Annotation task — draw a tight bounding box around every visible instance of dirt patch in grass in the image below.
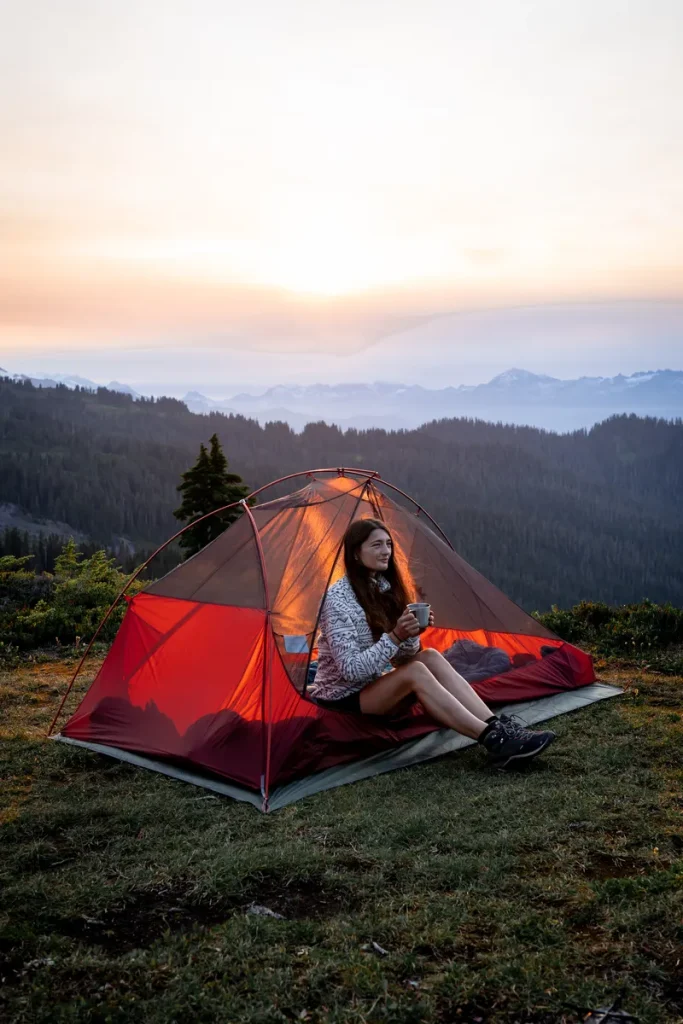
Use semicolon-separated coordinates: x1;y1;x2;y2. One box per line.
582;853;649;880
412;940;459;960
252;869;360;920
565;921;606;943
5;871;360;968
49;887;230;956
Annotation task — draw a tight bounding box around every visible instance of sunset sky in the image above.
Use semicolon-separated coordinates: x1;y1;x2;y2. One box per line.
1;0;682;391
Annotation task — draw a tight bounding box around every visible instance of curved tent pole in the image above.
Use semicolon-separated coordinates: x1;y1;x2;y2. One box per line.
47;497;247;736
301;475;377;699
46;475;329;734
48;466;452;735
366;478;386;523
356;474;454;551
254;470;560;645
239;500;274;812
247;467;455;551
46;474;338;735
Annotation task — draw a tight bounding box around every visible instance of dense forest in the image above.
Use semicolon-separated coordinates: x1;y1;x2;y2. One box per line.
0;377;681;610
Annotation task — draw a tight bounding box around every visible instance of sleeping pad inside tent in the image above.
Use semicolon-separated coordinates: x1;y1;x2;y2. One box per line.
54;470;620;810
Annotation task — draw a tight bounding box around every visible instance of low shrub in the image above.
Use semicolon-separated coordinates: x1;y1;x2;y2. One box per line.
0;540;146;652
534;598;683;672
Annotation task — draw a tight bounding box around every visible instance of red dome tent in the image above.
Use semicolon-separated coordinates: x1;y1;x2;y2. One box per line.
51;469;613;811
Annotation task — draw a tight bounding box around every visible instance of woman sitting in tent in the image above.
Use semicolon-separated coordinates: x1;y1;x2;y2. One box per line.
310;518;556;768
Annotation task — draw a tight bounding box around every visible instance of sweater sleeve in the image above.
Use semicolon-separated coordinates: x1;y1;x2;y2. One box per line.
392;634;421;663
320;593;400;684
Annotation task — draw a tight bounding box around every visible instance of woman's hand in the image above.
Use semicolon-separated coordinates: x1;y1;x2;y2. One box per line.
392;608;421;642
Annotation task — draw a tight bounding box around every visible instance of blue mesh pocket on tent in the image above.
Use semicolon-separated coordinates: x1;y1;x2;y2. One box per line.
284;635;309;654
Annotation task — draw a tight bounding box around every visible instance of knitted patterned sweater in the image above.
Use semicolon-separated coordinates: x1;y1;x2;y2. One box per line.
310;574;421;701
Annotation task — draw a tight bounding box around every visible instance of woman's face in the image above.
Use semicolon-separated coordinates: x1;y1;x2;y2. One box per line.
357;528;392;573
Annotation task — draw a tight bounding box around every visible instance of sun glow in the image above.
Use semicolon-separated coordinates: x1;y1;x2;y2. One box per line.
263;244;381;297
261;234;410;298
83;231;454;298
2;1;682;332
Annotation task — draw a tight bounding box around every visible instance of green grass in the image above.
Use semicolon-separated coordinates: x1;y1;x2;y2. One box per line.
1;661;682;1023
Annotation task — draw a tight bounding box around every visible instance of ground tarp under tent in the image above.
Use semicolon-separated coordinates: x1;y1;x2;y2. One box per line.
54;469;620;810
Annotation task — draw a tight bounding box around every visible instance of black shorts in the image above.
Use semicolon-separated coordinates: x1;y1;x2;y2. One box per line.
314;690;362;714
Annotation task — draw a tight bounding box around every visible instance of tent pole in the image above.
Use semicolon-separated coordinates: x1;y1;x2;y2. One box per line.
357;474;454;550
247;467;455;551
240;500;274;812
47;471;350;735
47;496;246;736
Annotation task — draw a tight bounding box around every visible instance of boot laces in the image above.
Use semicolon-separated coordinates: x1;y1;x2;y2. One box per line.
499;713;534;740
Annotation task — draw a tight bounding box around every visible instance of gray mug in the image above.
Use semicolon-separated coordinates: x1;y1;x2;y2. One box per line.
407;602;431;629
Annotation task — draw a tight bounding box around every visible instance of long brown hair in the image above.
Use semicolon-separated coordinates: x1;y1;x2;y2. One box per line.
343;518;412;639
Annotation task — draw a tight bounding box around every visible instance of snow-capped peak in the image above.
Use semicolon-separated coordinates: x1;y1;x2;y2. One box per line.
487;368;559;387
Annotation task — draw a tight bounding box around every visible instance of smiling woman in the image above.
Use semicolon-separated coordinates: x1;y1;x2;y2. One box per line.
309;514;557;764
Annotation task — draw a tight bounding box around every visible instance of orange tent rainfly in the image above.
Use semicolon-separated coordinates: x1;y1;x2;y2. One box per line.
51;469;620;810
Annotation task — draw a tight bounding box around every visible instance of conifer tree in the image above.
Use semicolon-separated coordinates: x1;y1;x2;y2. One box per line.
173;434;250;557
54;537;83;577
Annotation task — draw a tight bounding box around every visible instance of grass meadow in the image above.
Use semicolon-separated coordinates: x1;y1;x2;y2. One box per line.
1;659;682;1023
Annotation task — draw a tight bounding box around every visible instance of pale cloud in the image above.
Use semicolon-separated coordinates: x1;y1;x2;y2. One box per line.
0;0;682;359
5;300;682;396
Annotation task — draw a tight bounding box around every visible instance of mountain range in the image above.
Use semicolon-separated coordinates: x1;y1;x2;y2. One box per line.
0;369;141;398
3;367;682;432
1;375;681;609
185;368;683;431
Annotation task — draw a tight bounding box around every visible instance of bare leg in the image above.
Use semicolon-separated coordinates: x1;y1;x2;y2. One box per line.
359;661;487;740
413;648;494;723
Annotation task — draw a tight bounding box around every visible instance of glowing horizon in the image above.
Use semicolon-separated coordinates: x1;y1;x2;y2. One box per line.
1;0;682;356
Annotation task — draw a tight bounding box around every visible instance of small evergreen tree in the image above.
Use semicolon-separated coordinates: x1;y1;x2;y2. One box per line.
173;434;250;558
54;537;83;577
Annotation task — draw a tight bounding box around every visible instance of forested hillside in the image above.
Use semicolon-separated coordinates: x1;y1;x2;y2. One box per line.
1;377;681;610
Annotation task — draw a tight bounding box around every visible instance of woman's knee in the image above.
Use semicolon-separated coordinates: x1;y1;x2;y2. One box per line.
420;647;468;677
417;647;446;667
409;662;440;694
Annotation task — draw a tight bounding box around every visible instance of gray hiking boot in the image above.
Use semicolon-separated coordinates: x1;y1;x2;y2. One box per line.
479;713;556;768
